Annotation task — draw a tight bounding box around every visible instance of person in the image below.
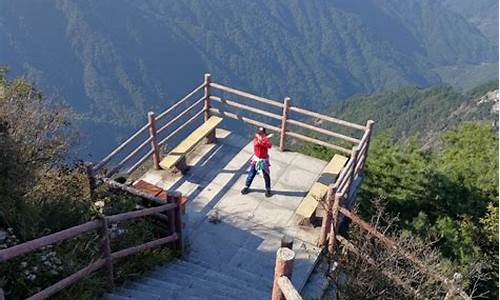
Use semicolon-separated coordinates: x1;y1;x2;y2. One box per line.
241;127;272;197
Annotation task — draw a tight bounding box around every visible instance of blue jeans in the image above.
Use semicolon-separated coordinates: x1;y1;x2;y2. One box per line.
245;164;271;191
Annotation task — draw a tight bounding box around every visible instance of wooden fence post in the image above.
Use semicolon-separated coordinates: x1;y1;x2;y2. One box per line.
328;193;343;256
147;112;161;170
271;247;295;300
167;191;183;254
173;195;184;254
279;97;291;152
204;73;211;122
359;120;374;176
85;162;96;201
99;217;114;290
346;146;359;194
319;186;336;247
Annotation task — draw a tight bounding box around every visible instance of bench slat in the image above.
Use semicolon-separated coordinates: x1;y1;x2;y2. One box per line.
295;154;348;222
159;116;223;170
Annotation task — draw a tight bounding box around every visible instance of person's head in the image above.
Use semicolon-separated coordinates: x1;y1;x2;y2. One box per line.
257;127;267;136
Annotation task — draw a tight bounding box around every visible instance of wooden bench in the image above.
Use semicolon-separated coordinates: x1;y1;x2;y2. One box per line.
159;116;223;172
295;154;349;225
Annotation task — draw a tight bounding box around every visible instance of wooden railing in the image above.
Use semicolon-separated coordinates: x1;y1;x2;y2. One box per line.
207;78;368;155
91;81;207;177
271;246;303;300
91;73;372;182
0;193;183;300
317;187;473;299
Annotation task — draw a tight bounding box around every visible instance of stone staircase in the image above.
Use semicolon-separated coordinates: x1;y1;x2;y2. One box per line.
103;258;271;300
103;130;328;300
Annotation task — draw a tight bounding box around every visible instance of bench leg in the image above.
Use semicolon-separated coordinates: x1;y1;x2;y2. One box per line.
205;129;216;144
174;157;189;174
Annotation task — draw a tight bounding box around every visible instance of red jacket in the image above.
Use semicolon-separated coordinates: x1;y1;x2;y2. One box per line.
253;134;272;158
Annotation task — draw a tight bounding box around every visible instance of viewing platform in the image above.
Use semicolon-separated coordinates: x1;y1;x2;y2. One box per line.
85;74;374;299
136;127;326;289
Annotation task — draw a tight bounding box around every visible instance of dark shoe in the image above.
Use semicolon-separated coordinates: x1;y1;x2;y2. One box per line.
241;187;250;195
265;190;272;198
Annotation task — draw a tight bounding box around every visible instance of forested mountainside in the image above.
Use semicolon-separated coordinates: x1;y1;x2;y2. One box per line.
441;0;498;46
328;81;499;144
300;83;499;299
0;0;497;157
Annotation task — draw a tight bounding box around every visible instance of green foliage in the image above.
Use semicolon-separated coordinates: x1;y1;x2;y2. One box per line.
0;74;172;299
355;123;498;297
330;83;498;144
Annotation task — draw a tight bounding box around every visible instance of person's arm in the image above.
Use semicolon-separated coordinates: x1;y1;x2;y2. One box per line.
260;135;272;149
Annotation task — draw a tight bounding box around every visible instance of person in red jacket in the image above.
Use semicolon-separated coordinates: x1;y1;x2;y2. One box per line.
241;127;272;197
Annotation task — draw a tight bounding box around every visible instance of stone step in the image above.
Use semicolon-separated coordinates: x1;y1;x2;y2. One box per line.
166;260;269;294
103;293;137;300
155;264;269;298
113;287;160;300
128;281;203;300
149;269;264;300
186;255;273;289
136;276;234;300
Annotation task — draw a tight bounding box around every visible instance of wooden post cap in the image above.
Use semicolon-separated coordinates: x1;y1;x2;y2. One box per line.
277;247;295;262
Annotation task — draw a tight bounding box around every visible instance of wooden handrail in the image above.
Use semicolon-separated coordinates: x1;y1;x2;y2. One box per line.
94;81;206;176
107;136;153;176
101;178;166;205
110;233;178;260
106;203;176;224
1;202;181;300
286;131;351;154
289;106;366;131
158;109;205;146
209;107;282;133
0;204;175;262
155;82;205;121
277;277;302;300
210;95;282;120
338;207;472;300
127;148;154;175
94;79;369;181
287;118;361;144
0;220;101;262
336;235;422;298
93;123;149;172
210;82;284;108
157;96;205;134
26;258;107;300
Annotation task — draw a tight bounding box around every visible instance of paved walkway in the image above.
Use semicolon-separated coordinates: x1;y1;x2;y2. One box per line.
127;128;327;298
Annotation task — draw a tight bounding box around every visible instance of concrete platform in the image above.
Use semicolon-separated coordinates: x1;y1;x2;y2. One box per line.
136;128;328;293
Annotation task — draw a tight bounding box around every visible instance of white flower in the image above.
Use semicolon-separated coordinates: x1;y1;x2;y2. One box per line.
27;274;37;281
94;201;105;208
20;261;28;268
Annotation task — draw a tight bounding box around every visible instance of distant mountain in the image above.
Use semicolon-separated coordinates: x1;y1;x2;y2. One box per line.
329;80;499;144
441;0;498;46
0;0;497;157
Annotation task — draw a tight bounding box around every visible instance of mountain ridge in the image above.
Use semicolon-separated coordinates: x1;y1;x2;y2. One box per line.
1;0;497;157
